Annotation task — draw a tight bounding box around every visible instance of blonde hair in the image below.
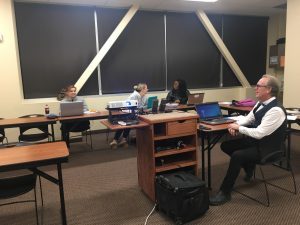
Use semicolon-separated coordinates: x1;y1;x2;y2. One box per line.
133;83;147;92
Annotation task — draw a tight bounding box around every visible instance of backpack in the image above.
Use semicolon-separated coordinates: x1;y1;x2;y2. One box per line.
232;99;256;107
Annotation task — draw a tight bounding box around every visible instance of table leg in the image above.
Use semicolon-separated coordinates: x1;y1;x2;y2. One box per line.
201;134;205;181
207;135;212;189
51;124;55;142
57;163;67;225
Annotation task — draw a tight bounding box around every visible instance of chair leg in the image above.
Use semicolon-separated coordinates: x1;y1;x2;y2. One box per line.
234;166;270;207
265;161;297;195
89;129;93;150
259;166;270;207
106;130;110;143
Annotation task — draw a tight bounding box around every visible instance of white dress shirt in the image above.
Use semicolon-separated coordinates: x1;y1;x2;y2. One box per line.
237;97;286;139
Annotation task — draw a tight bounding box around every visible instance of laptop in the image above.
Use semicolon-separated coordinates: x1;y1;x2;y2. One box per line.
159;99;168;112
187;93;205;106
147;96;158;109
195;102;235;125
60;101;84;117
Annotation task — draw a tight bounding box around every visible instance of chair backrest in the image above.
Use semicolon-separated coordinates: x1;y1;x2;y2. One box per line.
18;114;50;142
0;173;37;199
0;118;7;143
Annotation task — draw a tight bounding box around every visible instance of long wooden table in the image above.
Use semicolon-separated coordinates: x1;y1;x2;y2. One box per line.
0;116;57;141
0;141;69;225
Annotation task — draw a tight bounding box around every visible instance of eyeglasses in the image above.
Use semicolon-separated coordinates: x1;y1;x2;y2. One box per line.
255;84;269;88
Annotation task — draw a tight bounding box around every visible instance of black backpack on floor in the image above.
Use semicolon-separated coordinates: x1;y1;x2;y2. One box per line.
155;171;209;225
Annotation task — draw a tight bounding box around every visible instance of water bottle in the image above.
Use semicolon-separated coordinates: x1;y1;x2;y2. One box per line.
44;104;50;115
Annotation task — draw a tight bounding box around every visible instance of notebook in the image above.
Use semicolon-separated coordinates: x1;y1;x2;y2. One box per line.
195;102;235;125
147;96;158;109
60;101;84;117
187;93;205;105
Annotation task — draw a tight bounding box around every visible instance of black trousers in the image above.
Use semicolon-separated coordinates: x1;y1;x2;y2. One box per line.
114;129;130;140
220;137;260;193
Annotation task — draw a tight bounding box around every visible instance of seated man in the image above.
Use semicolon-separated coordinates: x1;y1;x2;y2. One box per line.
210;74;287;206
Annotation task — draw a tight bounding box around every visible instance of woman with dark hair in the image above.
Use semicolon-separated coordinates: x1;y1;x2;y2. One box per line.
166;79;190;104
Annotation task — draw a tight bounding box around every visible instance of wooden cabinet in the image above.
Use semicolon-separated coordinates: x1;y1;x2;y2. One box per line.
136;112;199;201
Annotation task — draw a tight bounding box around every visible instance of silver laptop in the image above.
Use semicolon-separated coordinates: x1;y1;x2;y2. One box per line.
195;102;235;125
187;93;205;105
60;101;84;117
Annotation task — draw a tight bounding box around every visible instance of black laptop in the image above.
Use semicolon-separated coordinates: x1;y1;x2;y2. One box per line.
195;102;235;125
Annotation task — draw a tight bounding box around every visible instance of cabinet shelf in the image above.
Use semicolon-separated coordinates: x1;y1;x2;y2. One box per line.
154;132;196;140
155;160;197;173
155;146;196;157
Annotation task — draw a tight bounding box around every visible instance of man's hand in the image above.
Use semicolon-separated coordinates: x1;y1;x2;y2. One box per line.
227;123;240;136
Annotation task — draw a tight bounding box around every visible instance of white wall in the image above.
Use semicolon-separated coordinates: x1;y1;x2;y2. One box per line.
0;0;286;142
284;0;300;108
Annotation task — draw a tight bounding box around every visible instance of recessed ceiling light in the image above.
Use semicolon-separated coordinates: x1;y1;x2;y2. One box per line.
184;0;218;2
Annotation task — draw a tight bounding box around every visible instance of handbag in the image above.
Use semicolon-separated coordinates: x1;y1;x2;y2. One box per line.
232;99;256;107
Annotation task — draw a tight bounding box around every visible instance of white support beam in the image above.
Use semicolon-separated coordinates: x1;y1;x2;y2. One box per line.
75;4;139;92
196;10;251;88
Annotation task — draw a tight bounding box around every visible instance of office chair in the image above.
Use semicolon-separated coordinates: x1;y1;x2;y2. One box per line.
0;173;42;225
18;114;52;143
0;118;8;144
235;142;297;207
63;121;93;149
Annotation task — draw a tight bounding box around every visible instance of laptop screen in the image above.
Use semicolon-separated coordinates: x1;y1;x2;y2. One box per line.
147;96;158;109
60;101;84;117
195;102;222;120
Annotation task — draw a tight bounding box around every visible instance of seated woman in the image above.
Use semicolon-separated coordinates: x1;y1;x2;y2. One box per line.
166;79;190;104
110;83;148;149
58;85;90;146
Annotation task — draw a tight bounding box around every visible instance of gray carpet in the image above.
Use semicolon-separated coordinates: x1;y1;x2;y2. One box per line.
1;132;300;225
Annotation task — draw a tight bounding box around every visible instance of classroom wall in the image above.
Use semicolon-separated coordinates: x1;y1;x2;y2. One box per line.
266;12;286;89
0;0;289;142
284;0;300;107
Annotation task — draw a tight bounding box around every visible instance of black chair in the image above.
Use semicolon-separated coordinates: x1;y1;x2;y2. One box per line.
0;118;8;144
18;114;52;143
235;143;297;207
63;121;93;149
0;173;41;225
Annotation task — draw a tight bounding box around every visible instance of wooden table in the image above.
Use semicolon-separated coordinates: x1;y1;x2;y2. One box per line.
0;142;69;225
0;116;57;141
100;119;149;130
219;104;253;115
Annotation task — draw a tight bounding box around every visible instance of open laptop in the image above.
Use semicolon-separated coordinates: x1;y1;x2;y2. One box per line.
159;99;167;112
147;96;158;109
195;102;235;125
187;93;205;106
60;101;84;117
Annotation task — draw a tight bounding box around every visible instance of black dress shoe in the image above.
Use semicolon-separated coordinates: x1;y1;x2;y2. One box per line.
209;191;231;206
243;174;253;183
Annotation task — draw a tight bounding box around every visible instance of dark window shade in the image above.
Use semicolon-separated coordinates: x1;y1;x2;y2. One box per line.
98;9;166;94
166;12;221;90
15;3;98;98
222;15;268;86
